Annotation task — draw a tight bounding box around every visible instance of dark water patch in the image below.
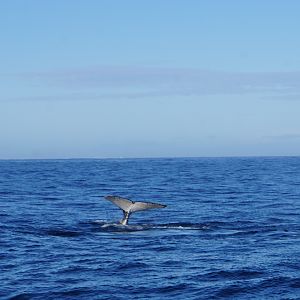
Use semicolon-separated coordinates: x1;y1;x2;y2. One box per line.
51;288;94;298
54;265;94;275
229;226;279;237
148;245;177;252
290;279;300;288
118;261;148;271
43;185;57;190
6;224;42;237
9;293;36;300
41;196;60;201
214;284;250;298
0;190;14;196
277;261;300;271
255;276;293;291
45;229;82;237
156;283;191;294
160;259;184;267
189;269;265;283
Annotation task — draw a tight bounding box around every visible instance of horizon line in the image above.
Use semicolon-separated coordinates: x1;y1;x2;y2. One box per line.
0;154;299;161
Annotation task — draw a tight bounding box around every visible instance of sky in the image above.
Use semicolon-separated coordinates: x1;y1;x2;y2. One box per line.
1;0;300;159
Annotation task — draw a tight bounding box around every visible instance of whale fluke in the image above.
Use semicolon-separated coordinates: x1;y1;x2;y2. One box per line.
104;195;166;225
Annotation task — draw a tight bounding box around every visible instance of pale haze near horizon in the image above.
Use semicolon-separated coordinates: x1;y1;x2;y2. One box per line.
1;1;300;159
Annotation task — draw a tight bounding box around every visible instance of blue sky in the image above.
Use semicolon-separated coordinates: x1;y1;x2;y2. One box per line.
1;1;300;158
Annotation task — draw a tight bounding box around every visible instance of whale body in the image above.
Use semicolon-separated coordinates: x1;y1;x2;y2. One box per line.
104;195;167;225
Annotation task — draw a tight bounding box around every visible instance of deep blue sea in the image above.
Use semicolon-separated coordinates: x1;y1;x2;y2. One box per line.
1;157;300;299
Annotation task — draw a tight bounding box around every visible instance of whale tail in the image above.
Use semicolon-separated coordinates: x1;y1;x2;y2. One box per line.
104;195;167;225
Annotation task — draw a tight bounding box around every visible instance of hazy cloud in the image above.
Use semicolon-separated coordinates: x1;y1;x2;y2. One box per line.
13;66;300;100
264;94;300;101
264;134;300;140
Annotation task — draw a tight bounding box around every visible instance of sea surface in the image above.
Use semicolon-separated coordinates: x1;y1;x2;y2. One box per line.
1;157;300;299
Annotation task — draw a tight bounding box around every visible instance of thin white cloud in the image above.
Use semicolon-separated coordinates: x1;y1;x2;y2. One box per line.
9;66;300;100
264;94;300;101
264;134;300;140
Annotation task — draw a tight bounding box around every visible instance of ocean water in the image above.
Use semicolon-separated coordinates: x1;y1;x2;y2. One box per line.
1;157;300;300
